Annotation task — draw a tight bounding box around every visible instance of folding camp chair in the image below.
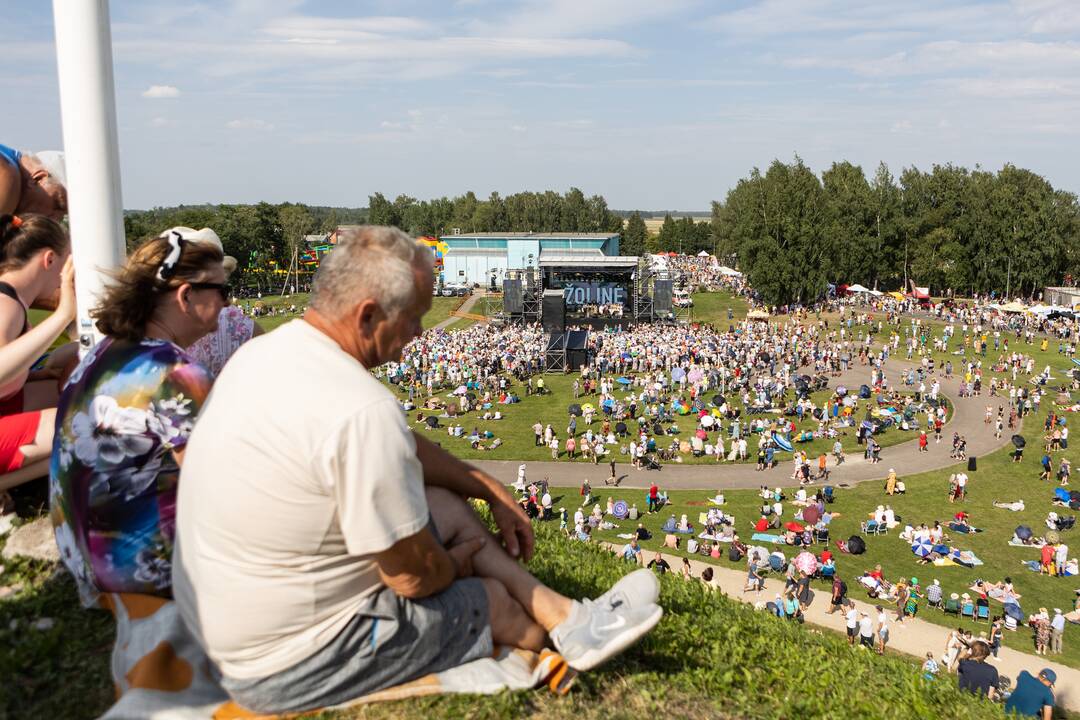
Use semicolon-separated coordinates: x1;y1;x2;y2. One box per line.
943;598;961;615
976;605;990;623
961;602;975;619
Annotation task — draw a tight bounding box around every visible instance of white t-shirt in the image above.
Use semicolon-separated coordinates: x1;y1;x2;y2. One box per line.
174;320;429;680
846;607;858;629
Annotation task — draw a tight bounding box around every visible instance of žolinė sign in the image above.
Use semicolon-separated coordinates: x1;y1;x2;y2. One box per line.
563;282;627;306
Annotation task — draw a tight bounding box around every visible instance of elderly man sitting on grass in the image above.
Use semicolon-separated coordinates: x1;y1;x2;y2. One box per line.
174;227;663;716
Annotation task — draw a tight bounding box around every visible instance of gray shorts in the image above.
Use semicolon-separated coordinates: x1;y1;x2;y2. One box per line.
221;553;492;713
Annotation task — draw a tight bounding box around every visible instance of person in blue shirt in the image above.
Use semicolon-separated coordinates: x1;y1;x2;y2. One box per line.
1004;668;1055;719
0;144;66;220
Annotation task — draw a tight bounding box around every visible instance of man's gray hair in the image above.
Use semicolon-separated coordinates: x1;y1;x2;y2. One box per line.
310;225;432;318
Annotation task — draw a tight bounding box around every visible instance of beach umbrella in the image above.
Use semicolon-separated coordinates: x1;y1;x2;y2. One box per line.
1011;435;1026;449
453;385;467;395
793;551;818;574
677;404;691;415
672;367;687;382
802;506;821;524
602;398;615;409
1047;530;1061;545
582;403;596;414
911;538;934;558
701;415;715;429
785;521;805;532
1015;525;1033;541
568;404;582;416
688;368;705;383
612;500;629;519
615;421;628;435
617;377;632;385
621;353;632;361
652;422;664;435
696;428;708;440
712;394;725;406
836;385;847;396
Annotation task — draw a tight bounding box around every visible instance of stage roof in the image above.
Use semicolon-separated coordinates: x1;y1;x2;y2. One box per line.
538;254;640;269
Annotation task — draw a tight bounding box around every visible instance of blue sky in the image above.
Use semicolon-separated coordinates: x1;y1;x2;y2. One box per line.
4;0;1079;210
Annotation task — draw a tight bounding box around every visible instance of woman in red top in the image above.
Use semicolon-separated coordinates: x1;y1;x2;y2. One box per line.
0;214;75;492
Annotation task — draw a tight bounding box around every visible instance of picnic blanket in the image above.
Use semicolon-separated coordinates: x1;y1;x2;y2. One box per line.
697;532;734;543
932;551;983;567
100;593;574;719
1008;538;1047;548
616;533;637;540
969;584;1023;602
751;532;786;545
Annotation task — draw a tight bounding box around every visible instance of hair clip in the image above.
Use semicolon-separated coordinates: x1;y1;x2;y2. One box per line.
10;216;22;228
157;230;185;281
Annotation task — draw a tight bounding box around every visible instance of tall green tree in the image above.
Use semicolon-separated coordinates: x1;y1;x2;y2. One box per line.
623;211;648;257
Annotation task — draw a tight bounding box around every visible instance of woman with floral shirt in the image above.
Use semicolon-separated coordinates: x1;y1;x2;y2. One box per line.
50;227;226;605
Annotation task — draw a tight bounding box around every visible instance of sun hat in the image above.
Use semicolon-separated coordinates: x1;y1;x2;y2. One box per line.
933;579;940;586
158;226;237;271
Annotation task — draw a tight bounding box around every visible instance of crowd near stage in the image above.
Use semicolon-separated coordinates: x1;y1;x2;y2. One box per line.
501;252;677;371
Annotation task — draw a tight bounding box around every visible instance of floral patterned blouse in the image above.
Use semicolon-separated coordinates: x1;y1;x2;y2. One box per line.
49;338;213;606
187;305;255;378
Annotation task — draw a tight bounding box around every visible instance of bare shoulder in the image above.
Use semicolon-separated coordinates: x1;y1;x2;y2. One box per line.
0;292;25;345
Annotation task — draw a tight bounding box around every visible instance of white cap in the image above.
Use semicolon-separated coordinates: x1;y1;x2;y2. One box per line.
34;150;66;186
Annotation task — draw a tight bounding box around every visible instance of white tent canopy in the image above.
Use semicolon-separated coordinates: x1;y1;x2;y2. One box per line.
847;283;871;293
697;250;711;257
718;266;742;277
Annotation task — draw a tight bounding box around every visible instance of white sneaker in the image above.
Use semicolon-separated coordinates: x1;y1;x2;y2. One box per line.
550;600;663;671
591;569;660;611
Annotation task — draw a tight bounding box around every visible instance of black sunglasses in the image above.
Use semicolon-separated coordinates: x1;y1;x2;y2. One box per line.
188;282;231;301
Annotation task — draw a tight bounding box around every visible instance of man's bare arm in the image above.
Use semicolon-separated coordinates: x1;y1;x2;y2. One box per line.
374;527;485;599
412;432;534;560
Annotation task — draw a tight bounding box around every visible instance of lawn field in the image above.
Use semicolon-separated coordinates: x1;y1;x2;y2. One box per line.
0;506;1016;720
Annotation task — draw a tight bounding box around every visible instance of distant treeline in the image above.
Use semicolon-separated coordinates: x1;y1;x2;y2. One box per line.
124;160;1080;303
712;158;1080;306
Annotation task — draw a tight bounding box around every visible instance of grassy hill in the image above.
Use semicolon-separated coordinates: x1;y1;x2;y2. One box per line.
0;513;1011;719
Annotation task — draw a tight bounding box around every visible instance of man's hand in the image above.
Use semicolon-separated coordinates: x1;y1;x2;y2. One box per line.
446;535;485;578
488;484;534;562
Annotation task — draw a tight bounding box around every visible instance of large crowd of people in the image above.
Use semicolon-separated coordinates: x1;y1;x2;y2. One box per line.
0;142;1076;715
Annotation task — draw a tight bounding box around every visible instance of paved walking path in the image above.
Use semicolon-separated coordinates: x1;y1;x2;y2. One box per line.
605;542;1080;711
474;356;1022;490
432;291;485;330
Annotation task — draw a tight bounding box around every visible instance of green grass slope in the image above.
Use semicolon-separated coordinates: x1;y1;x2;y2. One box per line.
0;517;1011;719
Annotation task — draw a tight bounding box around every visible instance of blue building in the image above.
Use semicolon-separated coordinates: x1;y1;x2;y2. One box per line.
438;232;620;285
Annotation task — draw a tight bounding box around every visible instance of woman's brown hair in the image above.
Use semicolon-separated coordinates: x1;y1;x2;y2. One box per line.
0;214;69;273
92;235;223;341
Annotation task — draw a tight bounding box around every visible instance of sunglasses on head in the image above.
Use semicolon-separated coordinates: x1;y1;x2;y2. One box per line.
188;282;231;301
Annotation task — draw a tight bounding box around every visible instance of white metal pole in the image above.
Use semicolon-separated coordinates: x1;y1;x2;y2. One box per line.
52;0;127;352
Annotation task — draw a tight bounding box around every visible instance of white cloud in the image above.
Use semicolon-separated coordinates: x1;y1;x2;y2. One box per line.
469;0;693;38
890;119;913;133
150;116;169;127
142;84;180;98
225;118;274;131
511;124;527;132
